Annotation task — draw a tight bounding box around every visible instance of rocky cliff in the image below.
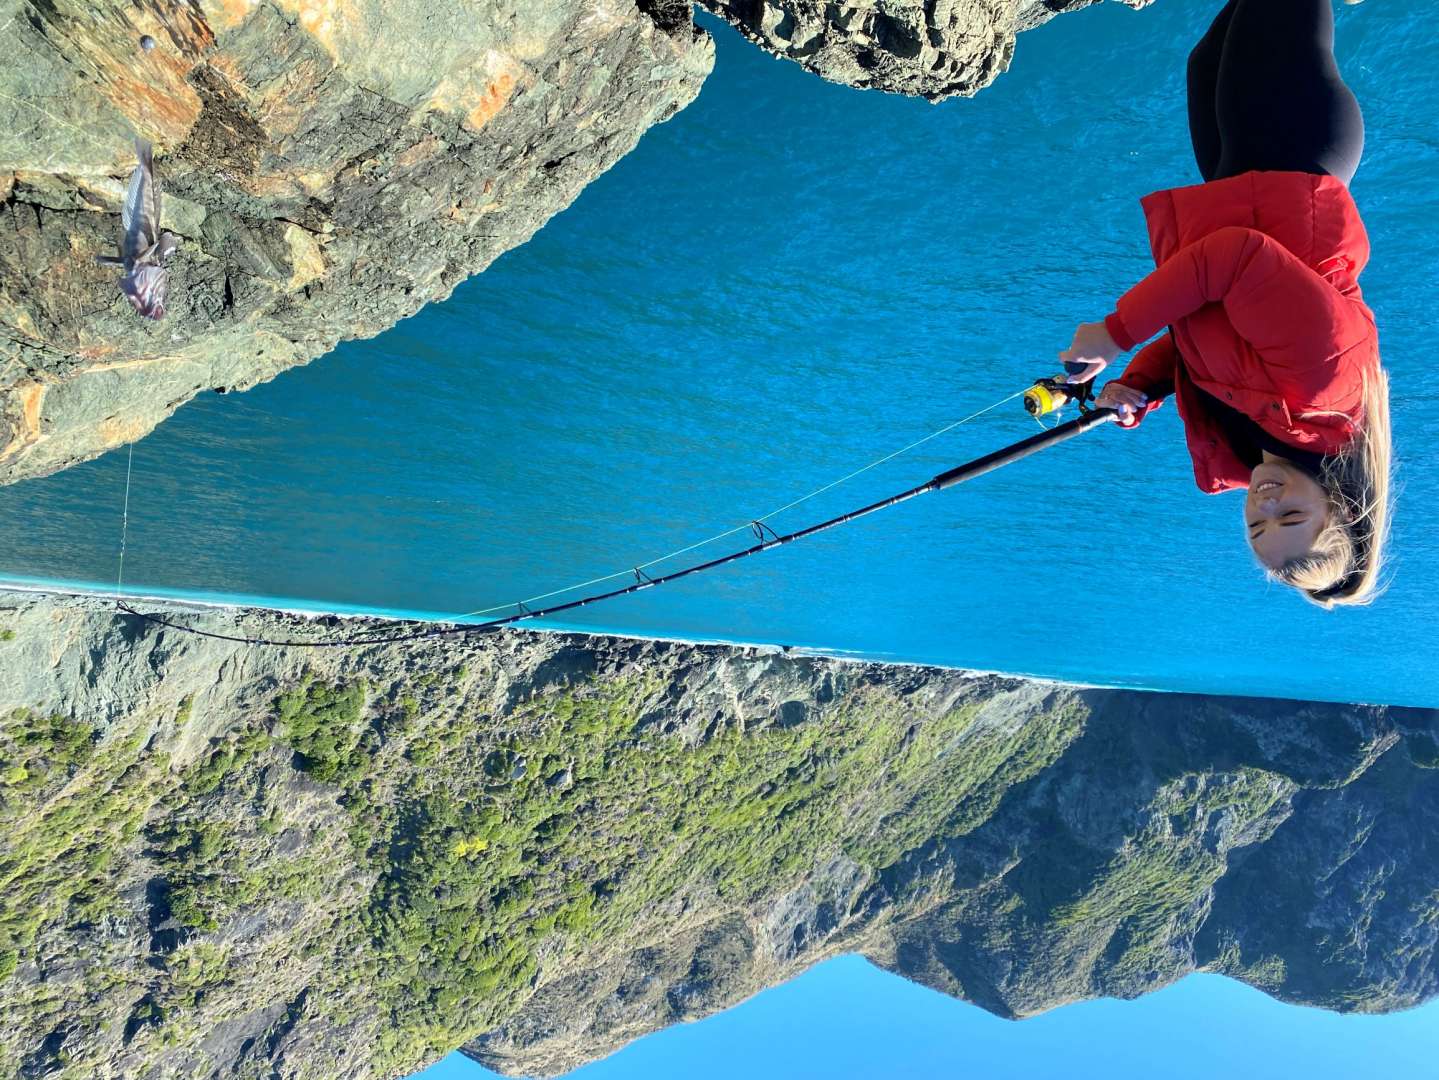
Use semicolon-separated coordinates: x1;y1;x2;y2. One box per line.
1;0;1145;487
0;0;712;484
1;589;1435;1079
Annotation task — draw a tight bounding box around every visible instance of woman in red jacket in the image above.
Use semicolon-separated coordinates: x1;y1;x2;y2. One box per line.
1059;0;1392;608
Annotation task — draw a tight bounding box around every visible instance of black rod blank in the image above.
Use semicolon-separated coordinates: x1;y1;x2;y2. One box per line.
116;407;1116;649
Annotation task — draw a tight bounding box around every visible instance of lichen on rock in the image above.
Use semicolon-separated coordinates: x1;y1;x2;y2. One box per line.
0;0;1156;488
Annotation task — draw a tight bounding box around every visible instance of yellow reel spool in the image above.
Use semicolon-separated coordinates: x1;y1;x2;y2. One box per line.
1023;381;1064;417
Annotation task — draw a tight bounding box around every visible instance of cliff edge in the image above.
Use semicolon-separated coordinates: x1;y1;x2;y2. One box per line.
0;0;712;484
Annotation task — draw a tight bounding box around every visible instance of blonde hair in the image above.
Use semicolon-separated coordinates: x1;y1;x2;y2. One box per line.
1268;368;1393;608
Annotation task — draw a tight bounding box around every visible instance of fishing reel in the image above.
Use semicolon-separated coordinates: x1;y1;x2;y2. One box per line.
1023;364;1095;417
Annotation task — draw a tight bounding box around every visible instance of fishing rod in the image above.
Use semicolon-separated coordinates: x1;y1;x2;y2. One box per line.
115;385;1115;649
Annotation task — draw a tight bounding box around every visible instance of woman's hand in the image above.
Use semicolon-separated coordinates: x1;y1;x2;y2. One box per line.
1095;381;1148;425
1059;321;1122;385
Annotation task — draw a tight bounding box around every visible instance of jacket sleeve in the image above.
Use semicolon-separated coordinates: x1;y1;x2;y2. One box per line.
1102;226;1372;369
1111;333;1176;428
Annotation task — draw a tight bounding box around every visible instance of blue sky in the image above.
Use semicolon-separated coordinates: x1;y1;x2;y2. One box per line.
411;955;1439;1079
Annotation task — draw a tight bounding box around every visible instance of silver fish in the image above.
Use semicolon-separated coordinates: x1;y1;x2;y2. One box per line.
98;138;179;320
120;264;170;321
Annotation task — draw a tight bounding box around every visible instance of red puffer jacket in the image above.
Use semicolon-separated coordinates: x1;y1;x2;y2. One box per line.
1104;170;1379;493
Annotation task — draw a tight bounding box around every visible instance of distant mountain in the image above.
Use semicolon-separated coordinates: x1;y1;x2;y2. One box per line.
1;590;1434;1079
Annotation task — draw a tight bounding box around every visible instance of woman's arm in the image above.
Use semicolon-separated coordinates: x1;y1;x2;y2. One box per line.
1103;226;1368;361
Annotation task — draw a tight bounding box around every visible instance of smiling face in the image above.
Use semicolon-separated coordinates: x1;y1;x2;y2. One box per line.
1245;460;1330;569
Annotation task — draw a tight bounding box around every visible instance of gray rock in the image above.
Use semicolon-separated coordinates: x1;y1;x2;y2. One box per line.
0;0;1150;487
701;0;1154;102
0;0;711;484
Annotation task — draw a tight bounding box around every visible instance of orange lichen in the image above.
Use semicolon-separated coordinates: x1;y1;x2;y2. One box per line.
271;0;362;63
209;0;263;33
144;3;218;56
0;383;47;463
465;73;516;133
394;136;442;170
31;1;219;146
72;345;120;363
98;69;204;142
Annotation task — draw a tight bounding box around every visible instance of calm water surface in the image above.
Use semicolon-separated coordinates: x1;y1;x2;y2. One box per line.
4;3;1435;705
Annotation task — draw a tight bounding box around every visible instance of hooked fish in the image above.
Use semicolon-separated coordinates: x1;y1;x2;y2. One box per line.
97;139;179;320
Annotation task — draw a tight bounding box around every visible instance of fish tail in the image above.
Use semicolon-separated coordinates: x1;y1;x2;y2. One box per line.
134;137;153;172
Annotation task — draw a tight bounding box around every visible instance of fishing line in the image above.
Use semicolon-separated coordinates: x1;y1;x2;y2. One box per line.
116;443;134;597
459;389;1027;618
111;390;1112;649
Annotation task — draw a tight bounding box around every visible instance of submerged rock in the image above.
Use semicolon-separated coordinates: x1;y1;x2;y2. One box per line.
700;0;1155;102
0;589;1434;1079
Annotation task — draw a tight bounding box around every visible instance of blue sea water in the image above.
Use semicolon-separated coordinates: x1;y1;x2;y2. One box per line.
3;2;1436;707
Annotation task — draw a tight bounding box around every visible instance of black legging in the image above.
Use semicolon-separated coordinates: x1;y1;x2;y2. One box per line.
1187;0;1364;185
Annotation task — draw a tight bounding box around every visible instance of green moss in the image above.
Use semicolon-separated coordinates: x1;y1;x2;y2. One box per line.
317;670;1092;1077
0;628;15;641
148;822;227;930
407;736;439;766
168;941;232;997
184;727;271;796
1050;768;1294;981
1;708;97;789
275;680;371;784
167;890;218;932
0;658;1105;1077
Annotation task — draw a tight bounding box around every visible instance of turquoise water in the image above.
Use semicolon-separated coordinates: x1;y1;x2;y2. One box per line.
4;2;1436;706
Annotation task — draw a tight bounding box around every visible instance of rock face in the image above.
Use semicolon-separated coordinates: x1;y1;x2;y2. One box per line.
699;0;1152;101
0;589;1435;1079
0;0;1151;488
0;0;712;484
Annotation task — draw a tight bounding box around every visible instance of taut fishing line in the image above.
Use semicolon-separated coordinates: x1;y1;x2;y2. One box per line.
457;389;1027;619
111;387;1111;649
